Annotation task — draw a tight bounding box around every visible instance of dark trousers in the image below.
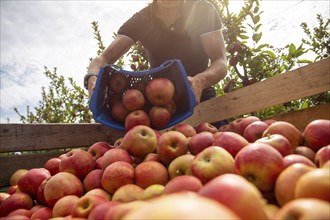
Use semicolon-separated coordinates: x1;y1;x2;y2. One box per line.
200;87;229;128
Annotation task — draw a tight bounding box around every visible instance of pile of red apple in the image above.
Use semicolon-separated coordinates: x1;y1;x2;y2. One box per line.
1;117;329;220
108;74;178;131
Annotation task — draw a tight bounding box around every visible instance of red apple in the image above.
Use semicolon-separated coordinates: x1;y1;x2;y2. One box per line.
163;175;203;194
141;184;165;200
275;163;315;206
125;109;151;131
145;78;175;106
44;158;61;176
149;106;171;129
143;153;162;163
108;73;129;94
87;141;112;161
255;134;293;157
7;185;19;194
83;169;103;192
315;145;330;167
122;89;145;111
36;178;49;206
167;154;194;179
230;116;261;136
283;154;316;169
294;168;330;202
303;119;330;152
113;137;124;148
101;161;135;194
263;121;304;149
17;168;51;199
213;131;249;158
30;207;52;220
164;99;177;116
263;119;277;126
234;142;284;193
0;192;10;206
172;123;196;138
156;131;188;165
87;201;121;220
294;146;316;162
123;192;240;220
52;195;80;218
111;184;144;203
274;198;330;220
9;169;28;187
99;148;132;170
0;192;33;217
111;101;130;123
108;93;122;108
218;124;231;132
135;161;169;189
104;200;147;220
188;131;215;155
194;122;218;134
6;209;32;218
198;173;269;220
191;146;234;184
59;149;95;180
243;121;269;142
44;172;84;207
120;125;158;159
71;194;108;218
84;188;111;201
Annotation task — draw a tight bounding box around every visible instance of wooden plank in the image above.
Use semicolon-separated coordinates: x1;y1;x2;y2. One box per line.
267;103;330;132
184;58;330;126
0;123;125;153
0;151;68;187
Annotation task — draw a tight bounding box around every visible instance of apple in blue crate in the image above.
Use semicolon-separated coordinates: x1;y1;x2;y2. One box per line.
125;109;151;131
122;89;146;111
146;78;175;106
111;101;130;123
120;125;158;158
165;99;177;116
108;73;129;94
149;106;171;129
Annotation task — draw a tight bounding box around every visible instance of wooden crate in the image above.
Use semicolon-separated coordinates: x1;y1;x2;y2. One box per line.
0;58;329;188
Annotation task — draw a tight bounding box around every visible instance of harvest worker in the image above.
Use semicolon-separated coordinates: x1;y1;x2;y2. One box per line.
84;0;228;127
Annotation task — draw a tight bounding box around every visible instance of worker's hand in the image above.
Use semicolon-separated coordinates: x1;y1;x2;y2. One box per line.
88;76;97;99
187;76;202;105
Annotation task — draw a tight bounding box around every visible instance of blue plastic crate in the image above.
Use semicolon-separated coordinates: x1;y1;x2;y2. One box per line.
89;60;196;131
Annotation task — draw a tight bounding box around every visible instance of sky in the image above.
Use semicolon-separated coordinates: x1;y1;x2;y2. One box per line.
1;0;329;123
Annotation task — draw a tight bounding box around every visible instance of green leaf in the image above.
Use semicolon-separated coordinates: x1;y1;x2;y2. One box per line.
289;44;296;55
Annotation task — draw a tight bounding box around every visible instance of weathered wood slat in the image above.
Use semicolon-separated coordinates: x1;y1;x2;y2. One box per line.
0;123;125;153
267;103;330;132
184;58;330;126
0;151;68;187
